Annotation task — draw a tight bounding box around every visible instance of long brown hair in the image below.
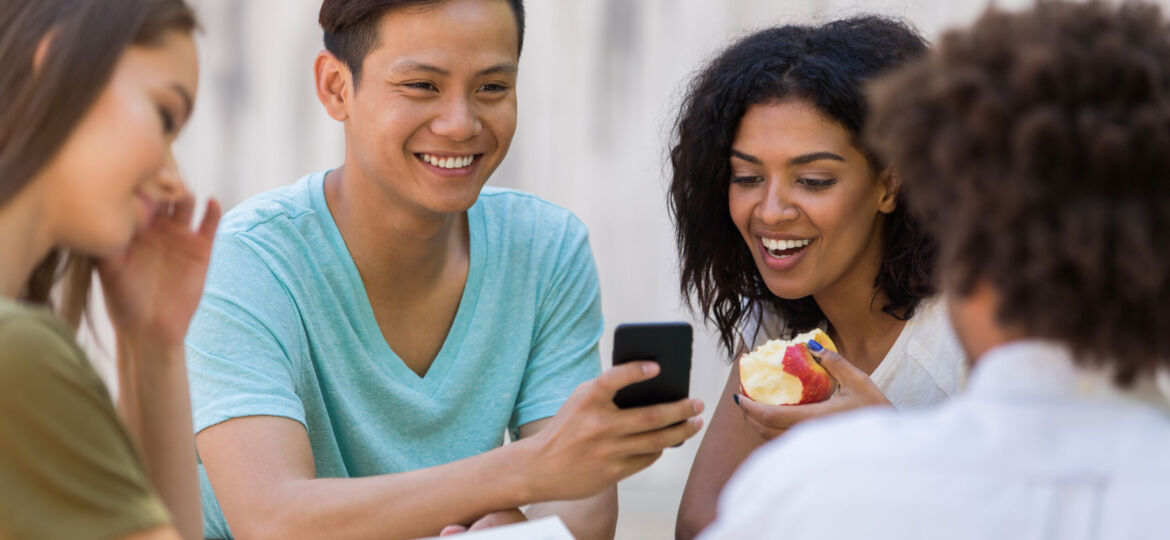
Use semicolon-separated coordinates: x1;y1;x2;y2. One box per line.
0;0;196;330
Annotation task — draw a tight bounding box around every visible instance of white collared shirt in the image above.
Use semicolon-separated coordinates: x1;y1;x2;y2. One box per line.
700;340;1170;540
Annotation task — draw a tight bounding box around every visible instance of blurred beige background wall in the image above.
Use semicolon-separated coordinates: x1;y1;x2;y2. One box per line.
82;1;1167;538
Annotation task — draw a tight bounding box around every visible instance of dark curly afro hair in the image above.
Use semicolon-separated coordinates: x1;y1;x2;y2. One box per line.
669;17;933;355
868;0;1170;385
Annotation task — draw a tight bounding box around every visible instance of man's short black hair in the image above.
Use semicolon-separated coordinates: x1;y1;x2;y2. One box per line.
319;0;525;87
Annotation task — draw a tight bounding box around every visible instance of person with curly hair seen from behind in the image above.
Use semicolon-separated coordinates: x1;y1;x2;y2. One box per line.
700;1;1170;538
672;18;968;537
0;1;216;539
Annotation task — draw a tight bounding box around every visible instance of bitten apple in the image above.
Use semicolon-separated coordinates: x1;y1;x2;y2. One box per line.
739;329;838;406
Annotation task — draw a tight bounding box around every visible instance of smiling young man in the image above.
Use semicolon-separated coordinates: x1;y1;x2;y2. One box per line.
183;1;704;539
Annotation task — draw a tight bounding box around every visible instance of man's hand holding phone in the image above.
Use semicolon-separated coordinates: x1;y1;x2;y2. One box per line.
517;358;704;502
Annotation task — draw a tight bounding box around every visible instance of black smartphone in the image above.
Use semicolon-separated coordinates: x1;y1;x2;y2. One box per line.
611;322;693;409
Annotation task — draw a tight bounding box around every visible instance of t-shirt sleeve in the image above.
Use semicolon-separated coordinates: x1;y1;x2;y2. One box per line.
0;314;170;539
186;232;307;433
510;215;604;432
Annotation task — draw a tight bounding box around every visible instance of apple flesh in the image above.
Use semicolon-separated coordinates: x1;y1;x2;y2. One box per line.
739;328;837;406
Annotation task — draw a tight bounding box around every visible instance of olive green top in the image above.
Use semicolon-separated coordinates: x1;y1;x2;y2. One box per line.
0;298;170;539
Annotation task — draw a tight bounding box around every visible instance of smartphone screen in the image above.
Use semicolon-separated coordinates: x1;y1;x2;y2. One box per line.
611;322;693;409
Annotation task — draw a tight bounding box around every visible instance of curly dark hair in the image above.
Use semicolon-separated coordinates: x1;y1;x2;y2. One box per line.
669;17;934;355
868;0;1170;384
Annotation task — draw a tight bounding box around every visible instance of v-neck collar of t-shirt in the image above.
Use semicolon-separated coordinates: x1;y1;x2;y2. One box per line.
867;311;916;387
307;171;486;393
868;296;943;388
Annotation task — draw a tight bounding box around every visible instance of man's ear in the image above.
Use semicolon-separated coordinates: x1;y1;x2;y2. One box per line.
314;50;351;122
876;167;900;214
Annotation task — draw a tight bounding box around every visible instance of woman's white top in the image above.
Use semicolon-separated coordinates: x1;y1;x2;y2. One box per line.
740;296;968;408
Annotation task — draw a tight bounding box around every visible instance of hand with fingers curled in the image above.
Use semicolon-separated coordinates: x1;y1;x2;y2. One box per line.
518;361;705;502
735;337;892;440
98;187;222;348
439;508;527;536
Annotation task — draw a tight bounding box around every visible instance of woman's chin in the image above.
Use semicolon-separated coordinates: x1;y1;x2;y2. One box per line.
62;228;135;259
768;290;811;301
760;277;813;301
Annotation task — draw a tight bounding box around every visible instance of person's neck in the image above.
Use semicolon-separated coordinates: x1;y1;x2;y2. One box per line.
324;166;466;297
0;187;55;299
813;258;907;374
945;282;1028;366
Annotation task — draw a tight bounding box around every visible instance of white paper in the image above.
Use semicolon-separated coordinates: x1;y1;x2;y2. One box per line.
416;516;576;540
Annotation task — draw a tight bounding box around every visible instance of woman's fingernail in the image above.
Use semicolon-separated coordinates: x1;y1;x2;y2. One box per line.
807;339;824;352
732;394;740;406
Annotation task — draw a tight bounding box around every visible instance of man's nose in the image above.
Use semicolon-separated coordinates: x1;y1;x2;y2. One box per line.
430;96;482;142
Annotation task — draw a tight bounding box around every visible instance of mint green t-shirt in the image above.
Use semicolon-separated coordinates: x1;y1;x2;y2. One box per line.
186;171;603;538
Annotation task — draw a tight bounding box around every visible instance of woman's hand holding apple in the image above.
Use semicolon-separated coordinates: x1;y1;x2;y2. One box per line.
735;345;892;440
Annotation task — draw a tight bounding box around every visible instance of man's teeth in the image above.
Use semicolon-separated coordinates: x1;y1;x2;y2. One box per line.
420;154;475;169
761;237;812;251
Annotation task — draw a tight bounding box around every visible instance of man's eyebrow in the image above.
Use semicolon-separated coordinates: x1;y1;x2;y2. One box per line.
475;63;517;77
393;61;449;76
731;149;761;164
390;61;518;78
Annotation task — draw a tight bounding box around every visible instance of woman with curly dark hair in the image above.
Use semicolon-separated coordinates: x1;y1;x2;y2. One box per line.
701;2;1170;538
672;17;967;536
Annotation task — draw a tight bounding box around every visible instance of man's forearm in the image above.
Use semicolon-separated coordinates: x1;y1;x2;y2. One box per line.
221;439;543;540
527;486;618;540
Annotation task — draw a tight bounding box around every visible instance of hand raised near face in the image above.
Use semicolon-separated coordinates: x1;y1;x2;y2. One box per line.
99;187;221;348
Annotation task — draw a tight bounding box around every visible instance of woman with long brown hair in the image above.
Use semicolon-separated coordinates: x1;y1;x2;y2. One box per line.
0;1;217;538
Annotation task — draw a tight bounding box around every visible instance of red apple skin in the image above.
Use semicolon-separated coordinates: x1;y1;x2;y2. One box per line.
739;330;838;405
779;343;835;404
